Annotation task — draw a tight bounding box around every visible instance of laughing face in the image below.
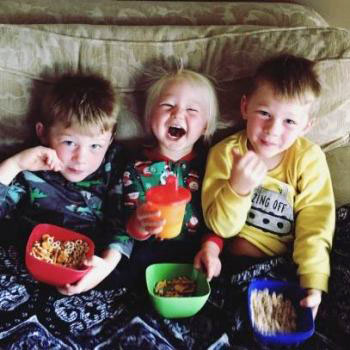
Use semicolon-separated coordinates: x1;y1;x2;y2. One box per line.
150;79;209;161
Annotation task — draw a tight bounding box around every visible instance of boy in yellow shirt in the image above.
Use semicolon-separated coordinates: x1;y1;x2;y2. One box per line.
202;54;335;319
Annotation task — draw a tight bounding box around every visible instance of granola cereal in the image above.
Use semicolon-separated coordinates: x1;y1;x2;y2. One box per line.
250;288;297;334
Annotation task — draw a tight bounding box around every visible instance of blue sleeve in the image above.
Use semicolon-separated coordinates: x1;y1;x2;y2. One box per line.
102;143;134;258
105;176;134;258
0;177;27;219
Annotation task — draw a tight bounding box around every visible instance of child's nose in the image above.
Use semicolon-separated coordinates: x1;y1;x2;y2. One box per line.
171;106;185;119
266;120;281;135
73;146;87;162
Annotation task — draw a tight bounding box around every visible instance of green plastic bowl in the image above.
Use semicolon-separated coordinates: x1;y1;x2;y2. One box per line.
146;263;210;318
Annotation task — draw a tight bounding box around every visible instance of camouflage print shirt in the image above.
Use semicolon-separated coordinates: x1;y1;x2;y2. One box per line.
0;141;125;253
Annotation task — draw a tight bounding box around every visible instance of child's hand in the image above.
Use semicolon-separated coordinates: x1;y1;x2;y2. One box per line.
57;250;121;295
299;288;322;320
57;255;109;295
229;149;267;196
193;241;221;281
13;146;63;173
0;146;63;186
128;203;165;240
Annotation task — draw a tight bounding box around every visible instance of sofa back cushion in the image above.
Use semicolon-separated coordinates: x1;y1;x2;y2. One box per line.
0;2;349;160
0;1;329;26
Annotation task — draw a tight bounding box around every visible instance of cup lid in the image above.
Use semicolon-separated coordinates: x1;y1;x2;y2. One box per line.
146;175;191;205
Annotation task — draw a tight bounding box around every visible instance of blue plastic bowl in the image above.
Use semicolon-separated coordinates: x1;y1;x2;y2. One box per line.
248;279;314;346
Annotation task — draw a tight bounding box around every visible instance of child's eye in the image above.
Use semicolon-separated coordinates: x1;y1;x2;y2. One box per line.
160;103;173;108
63;140;75;147
286;119;297;125
258;110;270;118
91;144;102;150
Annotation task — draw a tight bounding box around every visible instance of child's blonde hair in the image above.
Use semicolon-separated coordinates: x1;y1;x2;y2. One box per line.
248;54;321;103
144;67;219;142
41;73;119;135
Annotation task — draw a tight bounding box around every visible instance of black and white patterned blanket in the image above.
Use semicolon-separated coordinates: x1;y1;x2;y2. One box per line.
1;204;350;350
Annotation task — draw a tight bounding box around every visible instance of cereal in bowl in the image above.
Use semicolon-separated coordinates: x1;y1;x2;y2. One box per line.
154;276;196;297
30;234;89;269
250;288;297;334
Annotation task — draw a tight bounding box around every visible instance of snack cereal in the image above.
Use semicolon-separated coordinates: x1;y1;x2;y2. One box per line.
30;234;89;269
154;276;196;297
250;288;297;334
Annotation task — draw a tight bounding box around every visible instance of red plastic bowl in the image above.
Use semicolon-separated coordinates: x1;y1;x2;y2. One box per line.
25;223;95;286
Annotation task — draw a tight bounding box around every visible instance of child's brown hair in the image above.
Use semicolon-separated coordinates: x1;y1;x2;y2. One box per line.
41;73;119;134
247;54;321;103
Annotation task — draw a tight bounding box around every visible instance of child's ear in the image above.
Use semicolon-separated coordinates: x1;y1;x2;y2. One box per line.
35;122;47;144
240;95;248;120
202;122;208;135
301;116;315;136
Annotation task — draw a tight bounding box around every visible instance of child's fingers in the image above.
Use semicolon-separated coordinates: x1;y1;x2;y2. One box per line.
193;254;201;270
299;289;321;319
50;155;63;171
300;291;321;308
137;203;165;233
300;297;320;320
233;149;259;166
51;158;63;171
43;149;63;171
45;156;56;170
238;151;267;182
193;252;212;281
137;203;161;219
57;283;75;295
204;257;221;281
250;158;267;182
195;262;210;281
205;264;214;282
231;148;242;164
213;260;222;278
143;219;165;234
82;255;99;268
239;151;263;170
135;215;164;234
132;203;167;235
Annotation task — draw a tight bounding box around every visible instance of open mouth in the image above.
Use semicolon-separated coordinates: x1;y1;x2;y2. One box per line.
168;126;186;139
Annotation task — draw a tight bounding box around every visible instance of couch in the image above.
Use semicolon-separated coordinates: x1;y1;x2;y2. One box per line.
0;1;349;349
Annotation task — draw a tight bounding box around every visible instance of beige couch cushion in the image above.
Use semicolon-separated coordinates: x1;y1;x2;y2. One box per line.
326;145;350;208
0;1;328;27
0;1;349;207
1;23;349;154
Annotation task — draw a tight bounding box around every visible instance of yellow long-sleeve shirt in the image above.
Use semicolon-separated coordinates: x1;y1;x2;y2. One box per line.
202;131;335;291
